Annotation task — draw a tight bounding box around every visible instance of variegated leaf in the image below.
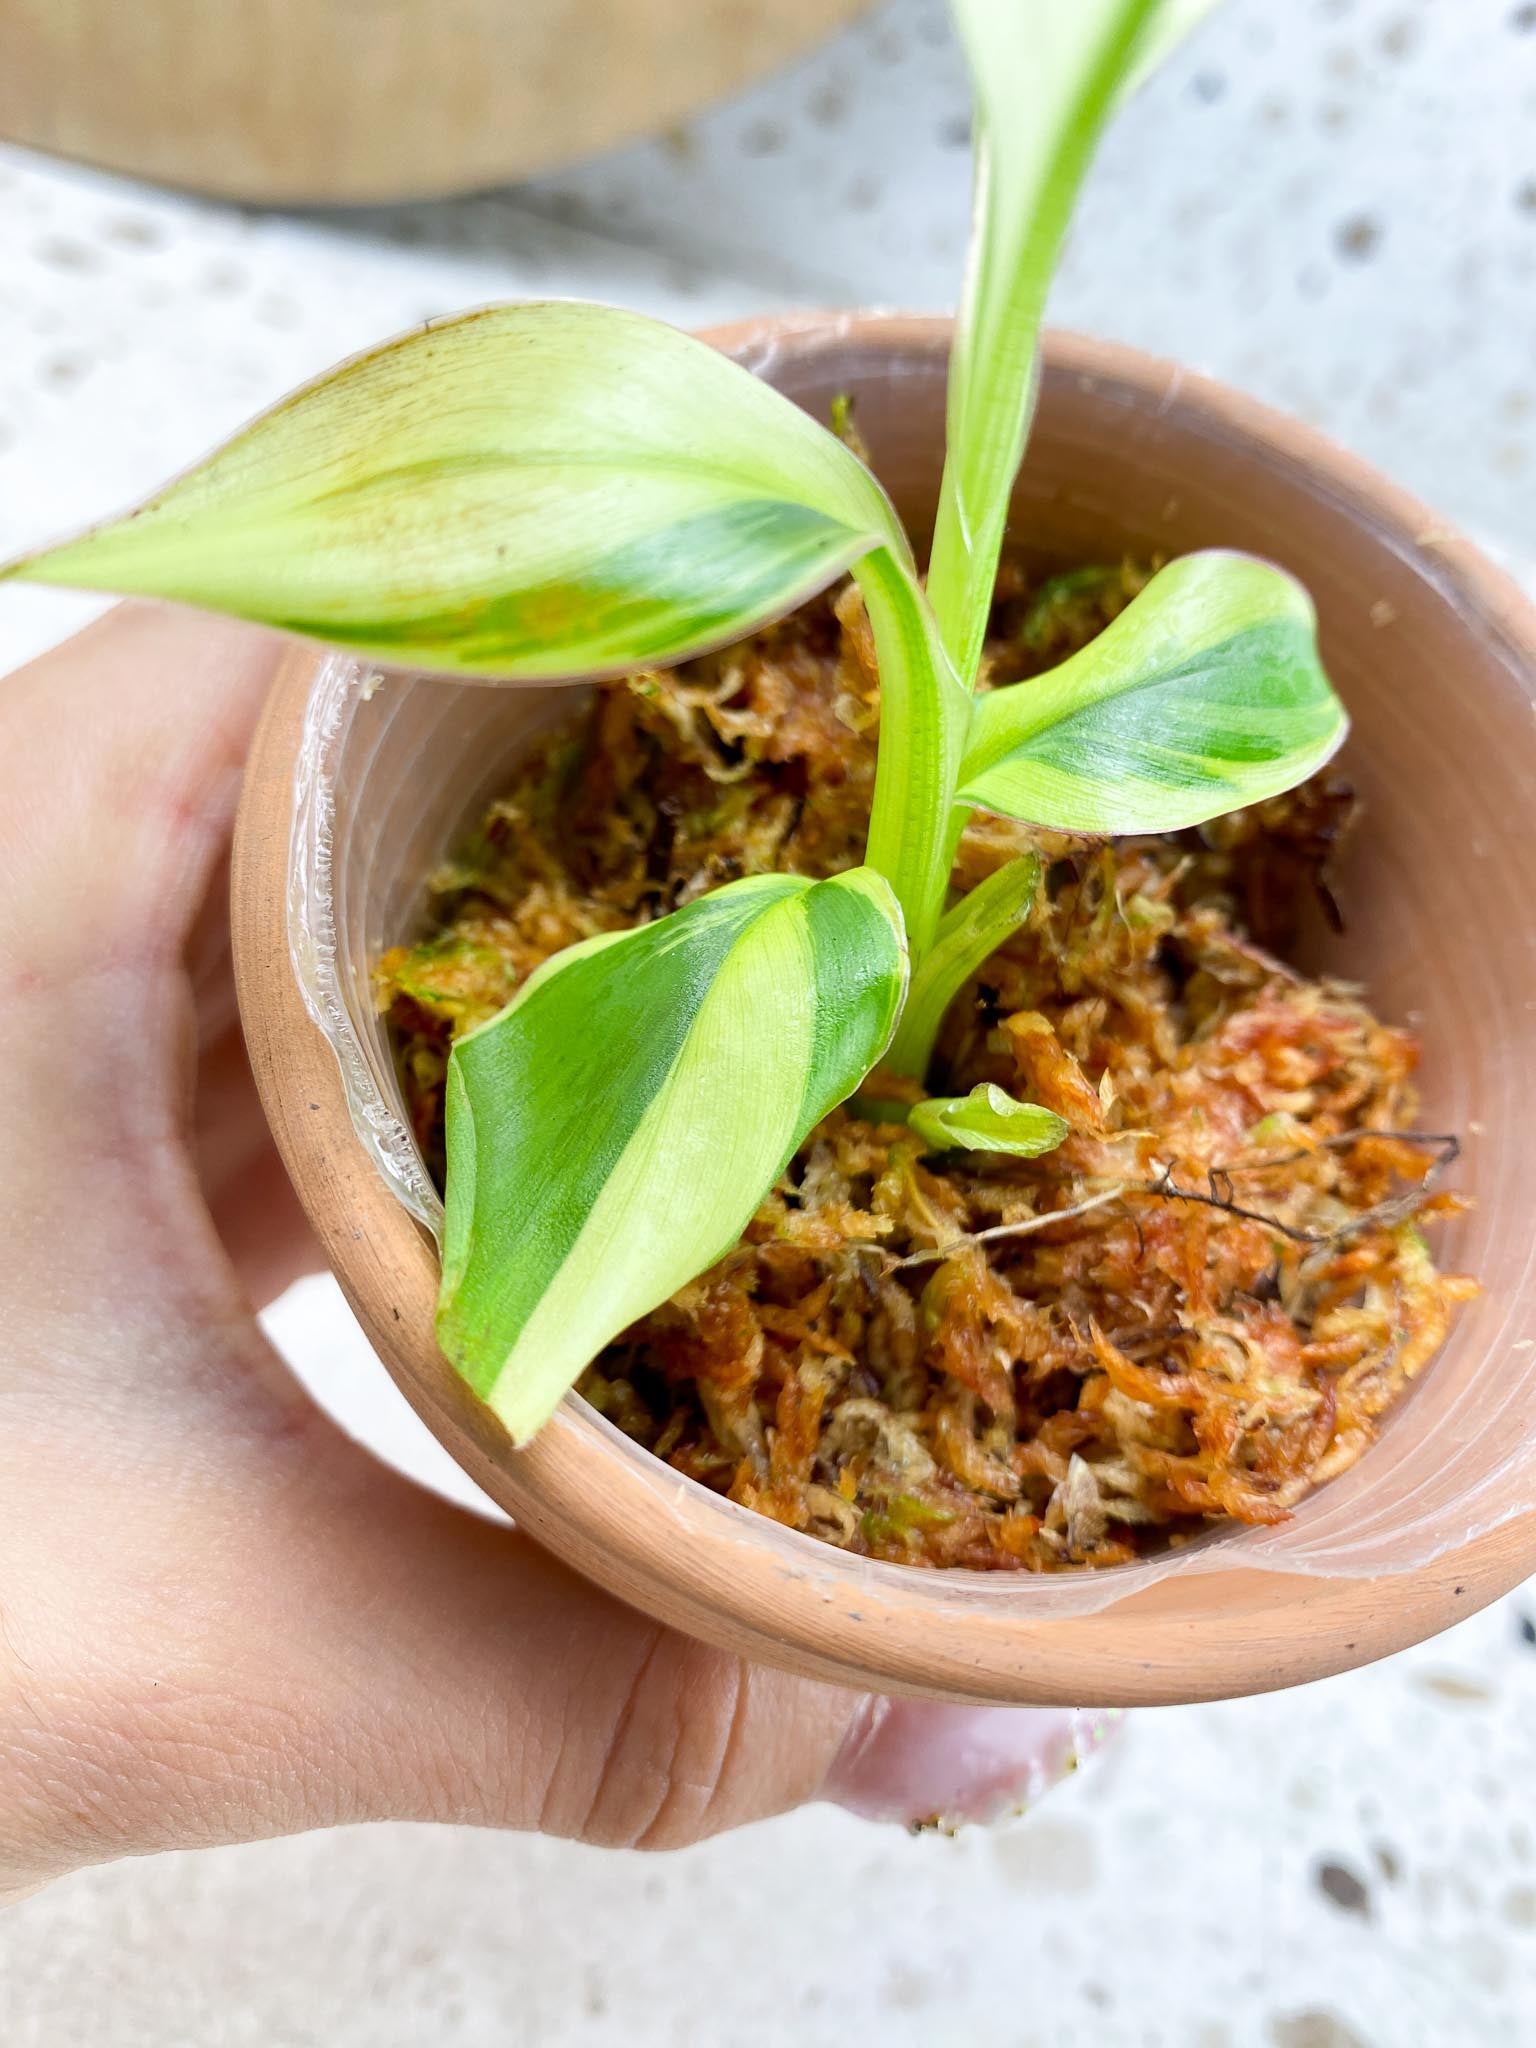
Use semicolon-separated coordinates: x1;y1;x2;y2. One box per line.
958;551;1348;834
0;303;911;680
437;867;907;1441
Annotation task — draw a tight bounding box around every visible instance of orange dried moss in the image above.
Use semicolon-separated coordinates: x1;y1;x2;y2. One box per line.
378;562;1473;1572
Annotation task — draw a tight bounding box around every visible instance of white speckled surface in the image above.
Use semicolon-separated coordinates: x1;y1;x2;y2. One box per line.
3;2;1535;2042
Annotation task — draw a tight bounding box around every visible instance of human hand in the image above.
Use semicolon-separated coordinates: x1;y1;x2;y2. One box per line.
0;606;1113;1902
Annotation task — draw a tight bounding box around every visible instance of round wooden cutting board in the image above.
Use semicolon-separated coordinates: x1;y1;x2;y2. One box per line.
0;0;869;203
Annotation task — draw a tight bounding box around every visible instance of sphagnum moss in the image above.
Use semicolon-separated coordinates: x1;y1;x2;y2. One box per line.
380;567;1472;1572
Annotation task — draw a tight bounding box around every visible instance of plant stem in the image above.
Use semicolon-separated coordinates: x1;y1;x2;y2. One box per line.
860;5;1193;983
854;547;971;962
926;0;1163;691
884;852;1039;1078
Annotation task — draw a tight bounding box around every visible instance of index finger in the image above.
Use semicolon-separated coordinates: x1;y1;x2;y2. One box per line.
0;603;283;985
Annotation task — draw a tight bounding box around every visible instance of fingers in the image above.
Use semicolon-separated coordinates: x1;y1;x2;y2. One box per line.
0;604;324;1429
187;819;323;1307
205;1143;327;1310
0;603;281;993
0;605;325;1304
194;1017;324;1309
0;1410;1106;1892
0;605;282;1234
277;1454;1100;1847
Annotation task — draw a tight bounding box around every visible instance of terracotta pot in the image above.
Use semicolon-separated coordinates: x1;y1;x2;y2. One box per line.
232;316;1536;1706
0;0;867;204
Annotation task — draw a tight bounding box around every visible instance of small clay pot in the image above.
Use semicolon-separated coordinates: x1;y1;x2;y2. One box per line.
232;317;1536;1706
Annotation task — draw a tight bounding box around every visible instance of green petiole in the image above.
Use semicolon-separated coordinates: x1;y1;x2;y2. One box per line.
852;548;971;959
885;854;1040;1078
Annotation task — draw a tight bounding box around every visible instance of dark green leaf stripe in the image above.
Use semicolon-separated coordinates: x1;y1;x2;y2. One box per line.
437;867;905;1441
273;500;859;675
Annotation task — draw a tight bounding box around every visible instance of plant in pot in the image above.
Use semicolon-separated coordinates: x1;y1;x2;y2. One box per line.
5;0;1534;1702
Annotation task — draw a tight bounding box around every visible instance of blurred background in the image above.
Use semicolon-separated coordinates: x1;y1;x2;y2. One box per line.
2;1;1534;2042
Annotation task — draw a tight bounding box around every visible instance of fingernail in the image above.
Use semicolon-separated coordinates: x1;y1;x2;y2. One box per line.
822;1701;1124;1832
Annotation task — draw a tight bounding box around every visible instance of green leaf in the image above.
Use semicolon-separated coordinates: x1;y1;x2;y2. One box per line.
908;1084;1069;1157
437;867;907;1442
957;551;1348;834
1123;0;1223;94
0;302;913;680
886;853;1040;1078
927;0;1218;688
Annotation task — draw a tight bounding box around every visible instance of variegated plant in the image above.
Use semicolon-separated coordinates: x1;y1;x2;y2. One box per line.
0;0;1348;1443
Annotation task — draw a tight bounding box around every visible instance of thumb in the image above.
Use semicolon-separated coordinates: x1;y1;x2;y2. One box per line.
1;1415;1110;1889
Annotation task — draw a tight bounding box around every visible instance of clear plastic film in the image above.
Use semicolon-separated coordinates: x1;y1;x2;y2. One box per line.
285;320;1536;1620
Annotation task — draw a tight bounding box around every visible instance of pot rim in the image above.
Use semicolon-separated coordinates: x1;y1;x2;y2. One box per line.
233;315;1536;1705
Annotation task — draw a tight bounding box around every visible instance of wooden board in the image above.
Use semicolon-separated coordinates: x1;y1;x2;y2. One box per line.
0;0;869;203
